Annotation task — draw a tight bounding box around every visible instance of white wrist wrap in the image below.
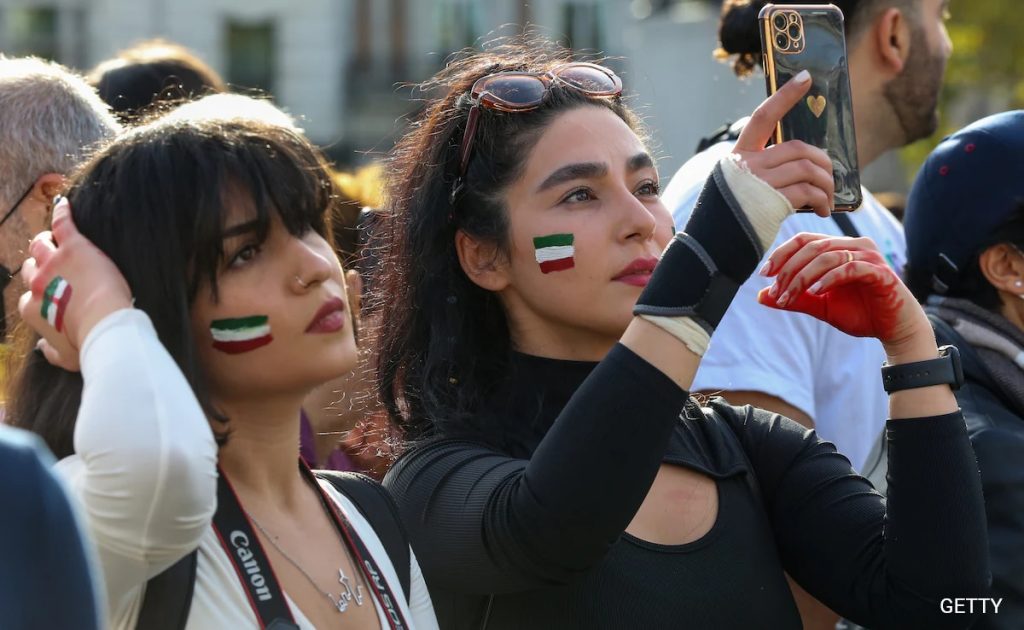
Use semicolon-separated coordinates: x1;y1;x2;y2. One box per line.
639;314;711;357
719;154;795;252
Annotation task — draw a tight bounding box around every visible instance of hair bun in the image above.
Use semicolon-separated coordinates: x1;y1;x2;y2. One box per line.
715;0;770;77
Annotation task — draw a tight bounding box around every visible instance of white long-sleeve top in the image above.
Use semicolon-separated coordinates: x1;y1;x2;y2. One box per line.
57;309;437;629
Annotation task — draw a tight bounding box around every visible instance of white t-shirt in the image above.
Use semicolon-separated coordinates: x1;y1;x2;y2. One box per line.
58;309;438;629
662;141;906;470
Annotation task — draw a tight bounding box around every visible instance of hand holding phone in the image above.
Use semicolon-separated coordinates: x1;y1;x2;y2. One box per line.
760;3;862;211
734;70;835;218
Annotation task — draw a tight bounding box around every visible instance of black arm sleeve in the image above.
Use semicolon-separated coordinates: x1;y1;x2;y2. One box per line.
383;344;688;594
718;402;990;630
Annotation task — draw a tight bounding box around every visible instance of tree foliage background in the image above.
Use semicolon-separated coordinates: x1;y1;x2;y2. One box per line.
900;0;1024;178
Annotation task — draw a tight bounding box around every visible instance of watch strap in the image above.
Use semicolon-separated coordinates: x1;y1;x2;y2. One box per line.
881;345;963;393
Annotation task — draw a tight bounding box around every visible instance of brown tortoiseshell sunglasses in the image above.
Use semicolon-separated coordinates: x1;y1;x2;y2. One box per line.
450;62;623;202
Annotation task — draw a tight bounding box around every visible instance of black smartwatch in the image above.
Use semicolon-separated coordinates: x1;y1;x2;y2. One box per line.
881;345;964;393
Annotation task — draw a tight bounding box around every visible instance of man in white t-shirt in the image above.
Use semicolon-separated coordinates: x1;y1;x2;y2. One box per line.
664;0;953;474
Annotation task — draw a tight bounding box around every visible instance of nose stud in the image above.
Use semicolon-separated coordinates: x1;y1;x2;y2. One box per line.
295;275;310;289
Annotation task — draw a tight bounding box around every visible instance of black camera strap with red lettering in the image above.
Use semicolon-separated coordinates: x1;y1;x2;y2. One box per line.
213;467;298;629
212;463;410;630
299;462;409;630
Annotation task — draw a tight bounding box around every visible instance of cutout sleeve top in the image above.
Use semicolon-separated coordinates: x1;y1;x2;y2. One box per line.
385;347;990;630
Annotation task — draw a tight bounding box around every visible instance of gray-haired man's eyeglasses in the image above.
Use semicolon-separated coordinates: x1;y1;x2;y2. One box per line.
0;183;34;232
0;183;39;338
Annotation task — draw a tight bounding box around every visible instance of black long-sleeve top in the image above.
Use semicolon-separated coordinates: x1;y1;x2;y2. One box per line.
383;345;990;629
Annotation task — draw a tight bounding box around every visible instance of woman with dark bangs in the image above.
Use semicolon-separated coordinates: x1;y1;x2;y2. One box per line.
8;97;437;629
373;42;989;629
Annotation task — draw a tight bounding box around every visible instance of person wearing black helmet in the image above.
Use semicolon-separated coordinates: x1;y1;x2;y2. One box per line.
903;110;1024;630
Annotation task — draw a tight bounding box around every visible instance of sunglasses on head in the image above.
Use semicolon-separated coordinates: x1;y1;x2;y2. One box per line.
450;62;623;203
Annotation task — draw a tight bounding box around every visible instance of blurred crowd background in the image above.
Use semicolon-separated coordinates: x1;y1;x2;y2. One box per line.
0;0;1017;197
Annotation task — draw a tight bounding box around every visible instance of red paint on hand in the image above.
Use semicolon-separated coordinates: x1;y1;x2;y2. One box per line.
758;263;906;341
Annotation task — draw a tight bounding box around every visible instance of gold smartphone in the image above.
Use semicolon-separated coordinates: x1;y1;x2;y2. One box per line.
760;3;862;211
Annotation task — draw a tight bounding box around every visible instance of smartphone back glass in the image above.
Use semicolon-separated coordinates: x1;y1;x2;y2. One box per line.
760;4;862;210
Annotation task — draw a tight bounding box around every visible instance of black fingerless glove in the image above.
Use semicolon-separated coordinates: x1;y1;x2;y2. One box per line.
634;157;790;334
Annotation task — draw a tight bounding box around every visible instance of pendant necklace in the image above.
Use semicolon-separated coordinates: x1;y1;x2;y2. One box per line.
249;513;366;613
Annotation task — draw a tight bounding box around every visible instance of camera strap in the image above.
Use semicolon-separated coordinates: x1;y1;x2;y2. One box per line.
212;462;410;630
213;468;298;628
300;462;410;630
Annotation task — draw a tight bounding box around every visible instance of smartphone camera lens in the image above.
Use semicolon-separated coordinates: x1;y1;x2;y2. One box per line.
773;13;788;30
775;33;789;49
788;24;801;39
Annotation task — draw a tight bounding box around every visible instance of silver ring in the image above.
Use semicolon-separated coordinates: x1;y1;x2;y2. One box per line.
295;275;309;288
845;251;854;265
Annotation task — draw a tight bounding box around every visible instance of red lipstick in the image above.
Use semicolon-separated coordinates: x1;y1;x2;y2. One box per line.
306;297;347;334
613;256;658;287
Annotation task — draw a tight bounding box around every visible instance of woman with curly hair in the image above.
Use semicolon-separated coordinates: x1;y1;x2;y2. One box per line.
373;40;988;629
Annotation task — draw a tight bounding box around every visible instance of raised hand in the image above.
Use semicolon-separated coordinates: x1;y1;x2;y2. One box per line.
757;233;931;354
733;70;835;217
18;197;133;370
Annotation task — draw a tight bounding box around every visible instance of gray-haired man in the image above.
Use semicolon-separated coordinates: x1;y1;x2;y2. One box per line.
0;56;120;336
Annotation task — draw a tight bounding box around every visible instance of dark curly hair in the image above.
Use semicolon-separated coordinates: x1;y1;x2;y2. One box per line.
370;37;646;444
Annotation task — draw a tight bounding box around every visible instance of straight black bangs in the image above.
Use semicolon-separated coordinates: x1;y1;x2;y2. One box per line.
66;116;335;304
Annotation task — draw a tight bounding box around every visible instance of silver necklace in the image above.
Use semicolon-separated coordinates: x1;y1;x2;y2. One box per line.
249;514;366;613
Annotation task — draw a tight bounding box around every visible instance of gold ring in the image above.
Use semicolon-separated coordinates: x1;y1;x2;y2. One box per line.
846;251;854;265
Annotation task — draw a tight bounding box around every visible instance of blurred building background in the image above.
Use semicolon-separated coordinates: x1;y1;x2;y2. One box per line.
0;0;763;177
0;0;1016;192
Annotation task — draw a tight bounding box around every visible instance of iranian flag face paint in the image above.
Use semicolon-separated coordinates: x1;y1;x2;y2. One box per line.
533;233;575;274
210;315;273;354
40;276;72;333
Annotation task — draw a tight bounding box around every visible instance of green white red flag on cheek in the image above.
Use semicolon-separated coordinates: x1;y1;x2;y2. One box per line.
533;233;575;274
210;315;273;354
